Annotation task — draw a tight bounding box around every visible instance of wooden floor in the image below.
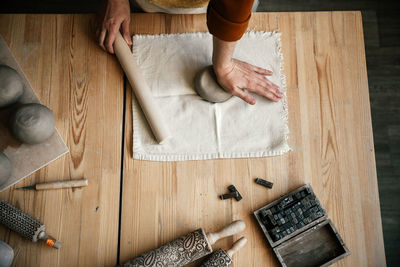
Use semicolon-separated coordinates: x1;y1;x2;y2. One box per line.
0;0;399;266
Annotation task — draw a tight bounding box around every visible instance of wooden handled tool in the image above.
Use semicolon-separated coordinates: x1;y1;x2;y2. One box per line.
120;220;246;267
200;237;247;267
206;220;245;245
16;178;88;190
113;32;171;144
226;236;247;258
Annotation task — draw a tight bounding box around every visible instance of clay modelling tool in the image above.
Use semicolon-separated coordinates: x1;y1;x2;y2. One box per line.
113;32;170;144
120;220;246;267
16;178;88;191
0;200;61;249
201;237;247;267
255;178;273;189
194;65;233;103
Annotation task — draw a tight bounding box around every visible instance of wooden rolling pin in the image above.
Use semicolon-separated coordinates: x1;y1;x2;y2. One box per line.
113;32;171;144
201;237;247;267
16;179;88;190
120;220;246;267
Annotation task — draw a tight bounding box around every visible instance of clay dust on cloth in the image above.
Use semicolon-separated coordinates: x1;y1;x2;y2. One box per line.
131;32;290;161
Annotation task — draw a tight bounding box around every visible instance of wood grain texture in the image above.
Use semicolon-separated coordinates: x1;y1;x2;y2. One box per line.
0;14;124;267
119;12;386;266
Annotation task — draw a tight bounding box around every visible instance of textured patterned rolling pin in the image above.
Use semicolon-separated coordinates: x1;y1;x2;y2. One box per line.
120;220;246;267
201;237;247;267
0;200;61;249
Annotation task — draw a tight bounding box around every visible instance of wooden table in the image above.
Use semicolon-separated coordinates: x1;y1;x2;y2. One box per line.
0;12;386;267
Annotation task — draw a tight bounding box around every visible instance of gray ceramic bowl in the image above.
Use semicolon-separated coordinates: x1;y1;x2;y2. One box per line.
0;240;14;267
10;103;55;144
0;65;24;108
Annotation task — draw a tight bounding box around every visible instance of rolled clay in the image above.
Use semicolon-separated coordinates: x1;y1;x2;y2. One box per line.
0;240;14;267
194;65;232;103
10;103;55;144
0;65;24;108
0;152;12;185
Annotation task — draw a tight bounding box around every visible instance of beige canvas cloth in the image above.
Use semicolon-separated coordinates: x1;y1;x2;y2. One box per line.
131;32;290;161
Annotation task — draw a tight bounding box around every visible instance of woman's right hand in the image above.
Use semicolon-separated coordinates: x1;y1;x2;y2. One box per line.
97;0;132;54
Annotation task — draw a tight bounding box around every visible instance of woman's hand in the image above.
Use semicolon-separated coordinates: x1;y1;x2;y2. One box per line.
97;0;132;54
212;37;283;105
214;59;283;105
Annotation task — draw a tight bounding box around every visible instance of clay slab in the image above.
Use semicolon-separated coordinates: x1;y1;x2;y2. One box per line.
0;35;69;192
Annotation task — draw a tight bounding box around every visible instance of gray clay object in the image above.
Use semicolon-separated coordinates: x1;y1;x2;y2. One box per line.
0;65;24;108
194;65;233;103
0;240;14;267
0;152;12;186
10;103;55;144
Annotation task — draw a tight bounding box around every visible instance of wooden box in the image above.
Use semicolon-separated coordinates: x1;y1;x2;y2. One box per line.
254;184;350;266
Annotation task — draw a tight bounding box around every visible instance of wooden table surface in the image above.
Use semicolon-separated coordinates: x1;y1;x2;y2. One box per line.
0;12;386;267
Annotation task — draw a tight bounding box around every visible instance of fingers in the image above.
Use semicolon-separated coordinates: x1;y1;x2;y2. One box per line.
263;79;283;98
253;65;273;76
255;86;280;102
99;19;130;54
238;60;273;76
246;77;283;102
98;29;107;51
121;20;132;45
105;21;121;54
232;88;256;105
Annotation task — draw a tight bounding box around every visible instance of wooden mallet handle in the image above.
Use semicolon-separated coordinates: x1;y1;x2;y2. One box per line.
113;32;171;144
227;237;247;258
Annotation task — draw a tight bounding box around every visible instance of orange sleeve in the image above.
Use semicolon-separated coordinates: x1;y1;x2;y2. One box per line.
206;0;254;42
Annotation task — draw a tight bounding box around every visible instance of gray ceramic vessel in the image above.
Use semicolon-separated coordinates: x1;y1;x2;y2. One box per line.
10;103;55;144
0;240;14;267
0;65;24;108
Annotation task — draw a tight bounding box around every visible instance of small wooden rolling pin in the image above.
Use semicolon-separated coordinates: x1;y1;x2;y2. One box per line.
201;237;247;267
113;32;171;144
16;179;88;191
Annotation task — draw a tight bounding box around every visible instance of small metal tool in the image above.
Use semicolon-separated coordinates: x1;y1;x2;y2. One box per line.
16;178;88;191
